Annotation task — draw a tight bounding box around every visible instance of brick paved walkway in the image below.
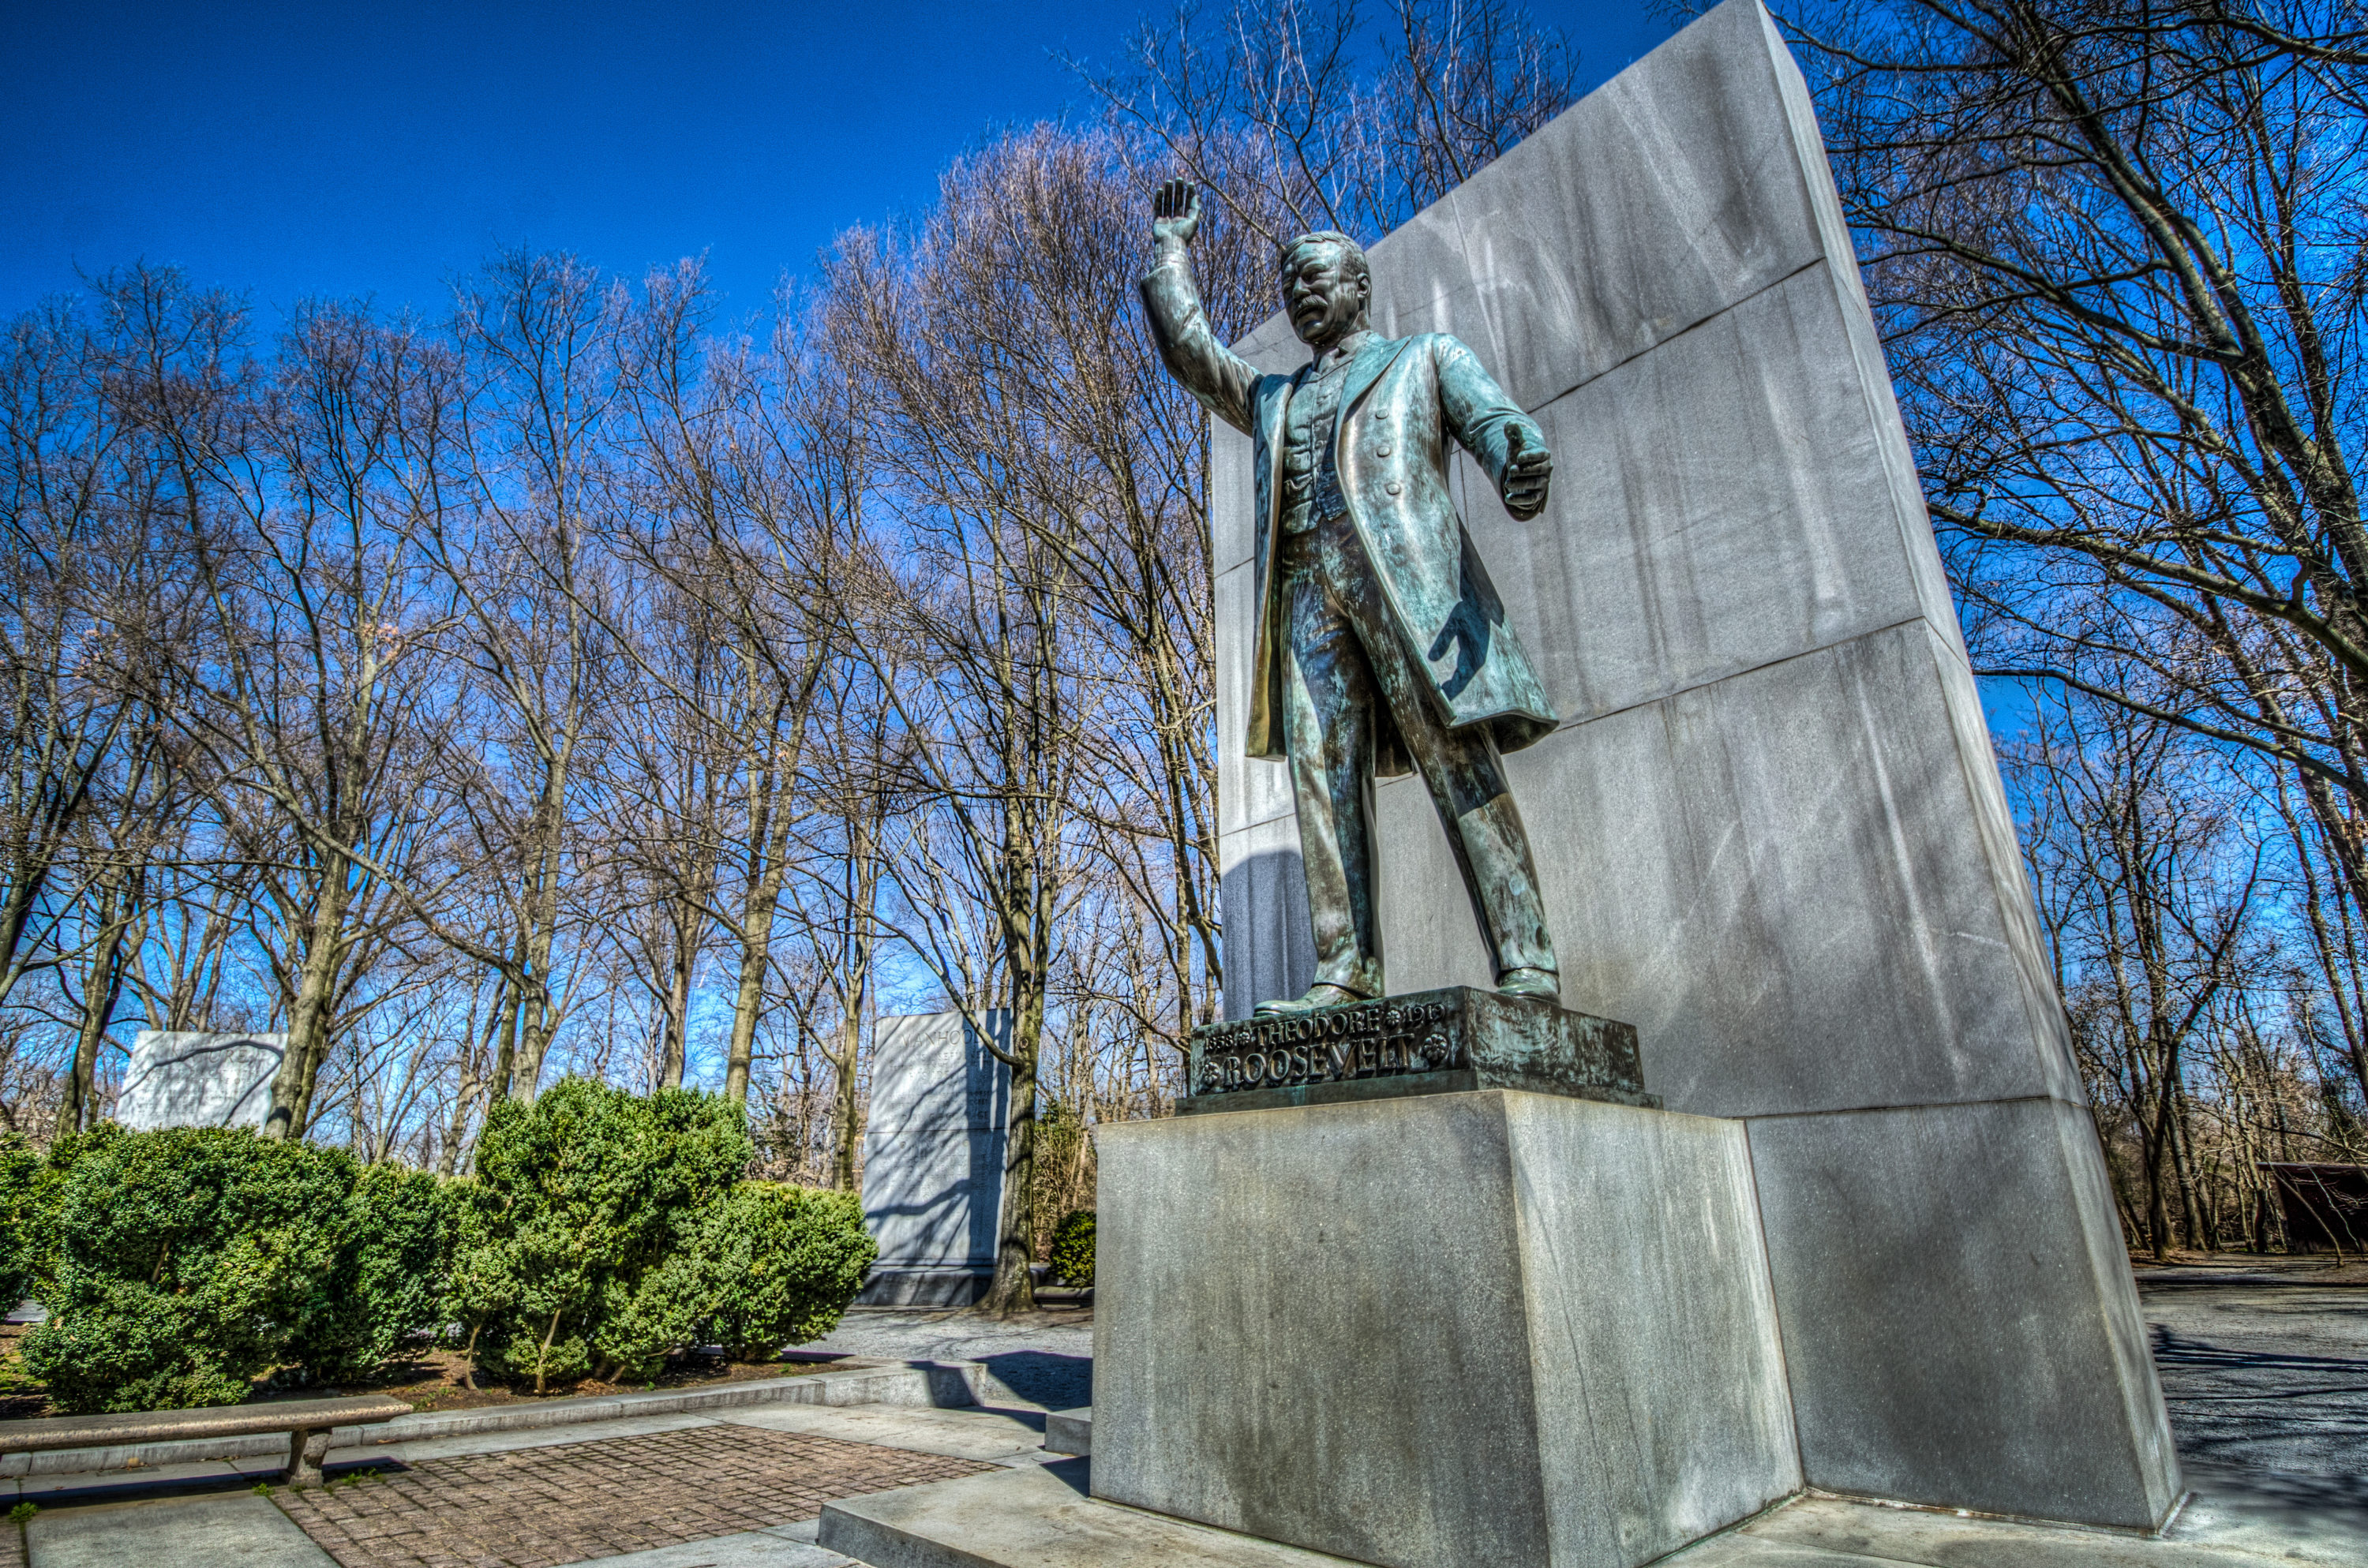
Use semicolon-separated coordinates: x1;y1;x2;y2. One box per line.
274;1422;994;1568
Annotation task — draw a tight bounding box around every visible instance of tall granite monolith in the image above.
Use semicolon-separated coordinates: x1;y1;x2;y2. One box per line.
1205;0;2176;1532
856;1010;1011;1307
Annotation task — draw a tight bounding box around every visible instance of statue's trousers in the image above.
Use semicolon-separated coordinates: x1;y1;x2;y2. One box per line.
1278;507;1558;995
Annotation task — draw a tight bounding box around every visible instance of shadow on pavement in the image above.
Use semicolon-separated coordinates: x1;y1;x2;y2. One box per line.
2149;1323;2368;1378
977;1349;1091;1412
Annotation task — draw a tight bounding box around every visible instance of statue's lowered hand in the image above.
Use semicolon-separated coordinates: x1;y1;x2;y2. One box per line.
1503;424;1553;520
1152;178;1202;247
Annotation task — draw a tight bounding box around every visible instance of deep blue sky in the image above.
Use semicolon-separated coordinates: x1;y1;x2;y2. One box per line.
2;1;1675;328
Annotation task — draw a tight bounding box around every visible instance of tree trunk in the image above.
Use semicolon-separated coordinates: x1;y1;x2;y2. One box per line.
724;639;829;1102
55;880;136;1140
984;996;1041;1317
2144;1088;2176;1263
2170;1087;2209;1251
510;987;553;1102
828;1008;864;1191
509;780;567;1101
437;1071;478;1176
489;978;520;1102
440;986;507;1173
263;865;352;1141
653;891;702;1091
723;925;769;1103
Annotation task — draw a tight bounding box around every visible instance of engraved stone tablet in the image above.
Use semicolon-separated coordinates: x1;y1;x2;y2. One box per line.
1182;986;1655;1116
118;1031;283;1131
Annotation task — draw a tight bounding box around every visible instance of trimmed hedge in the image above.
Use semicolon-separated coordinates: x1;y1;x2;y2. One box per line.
297;1162;450;1383
691;1182;875;1360
9;1083;875;1413
18;1125;444;1413
0;1135;41;1311
449;1079;875;1390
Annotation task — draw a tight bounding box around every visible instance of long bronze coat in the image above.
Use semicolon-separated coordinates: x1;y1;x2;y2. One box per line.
1141;256;1559;771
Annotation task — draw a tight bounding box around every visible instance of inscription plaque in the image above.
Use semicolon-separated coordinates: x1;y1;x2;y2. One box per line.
1183;986;1655;1116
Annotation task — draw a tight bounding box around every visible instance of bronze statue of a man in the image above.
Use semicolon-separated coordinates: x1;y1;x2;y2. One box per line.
1141;180;1562;1016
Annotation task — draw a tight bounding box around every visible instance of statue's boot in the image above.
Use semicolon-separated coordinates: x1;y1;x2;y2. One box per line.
1255;982;1372;1017
1497;967;1561;1002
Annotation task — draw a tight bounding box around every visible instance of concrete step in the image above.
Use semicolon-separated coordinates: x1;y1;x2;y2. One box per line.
819;1458;1362;1566
1043;1407;1089;1456
816;1460;2360;1568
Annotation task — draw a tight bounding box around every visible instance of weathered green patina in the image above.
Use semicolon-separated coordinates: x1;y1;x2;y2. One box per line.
1141;180;1564;1014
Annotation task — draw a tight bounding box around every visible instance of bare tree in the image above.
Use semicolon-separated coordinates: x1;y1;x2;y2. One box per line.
51;722;174;1135
604;622;728;1091
781;658;900;1188
607;266;853;1102
1085;0;1580;248
2010;687;2264;1256
434;249;627;1103
0;300;159;1012
1796;0;2368;1106
90;274;457;1139
828;185;1103;1312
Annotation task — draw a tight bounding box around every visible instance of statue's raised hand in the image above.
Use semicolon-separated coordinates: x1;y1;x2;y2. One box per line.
1152;178;1202;246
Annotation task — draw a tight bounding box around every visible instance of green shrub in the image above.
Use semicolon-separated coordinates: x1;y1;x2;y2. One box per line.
692;1183;875;1360
0;1136;42;1310
21;1126;359;1413
1048;1208;1094;1288
14;1080;867;1411
451;1078;759;1390
1031;1100;1090;1256
589;1184;869;1376
14;1128;451;1413
294;1162;451;1383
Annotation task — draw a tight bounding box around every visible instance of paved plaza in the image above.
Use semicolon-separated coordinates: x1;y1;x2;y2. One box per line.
2140;1264;2368;1482
272;1424;989;1567
0;1277;2359;1566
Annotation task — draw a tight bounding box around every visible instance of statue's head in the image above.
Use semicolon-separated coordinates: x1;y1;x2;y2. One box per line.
1280;230;1371;349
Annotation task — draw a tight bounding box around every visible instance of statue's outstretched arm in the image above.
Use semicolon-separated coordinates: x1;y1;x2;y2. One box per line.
1139;180;1261;436
1437;335;1553;521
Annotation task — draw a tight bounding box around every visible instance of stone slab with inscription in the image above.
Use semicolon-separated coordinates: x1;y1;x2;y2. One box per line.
119;1031;283;1131
1182;986;1654;1116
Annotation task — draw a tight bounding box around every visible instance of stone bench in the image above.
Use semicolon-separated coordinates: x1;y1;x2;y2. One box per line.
0;1394;414;1485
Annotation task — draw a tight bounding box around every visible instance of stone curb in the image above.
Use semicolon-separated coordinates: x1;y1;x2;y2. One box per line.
1;1358;980;1478
1044;1408;1091;1456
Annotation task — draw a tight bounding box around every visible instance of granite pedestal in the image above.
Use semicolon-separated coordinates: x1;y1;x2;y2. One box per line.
1094;1087;1799;1568
1208;0;2177;1529
856;1010;1010;1308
